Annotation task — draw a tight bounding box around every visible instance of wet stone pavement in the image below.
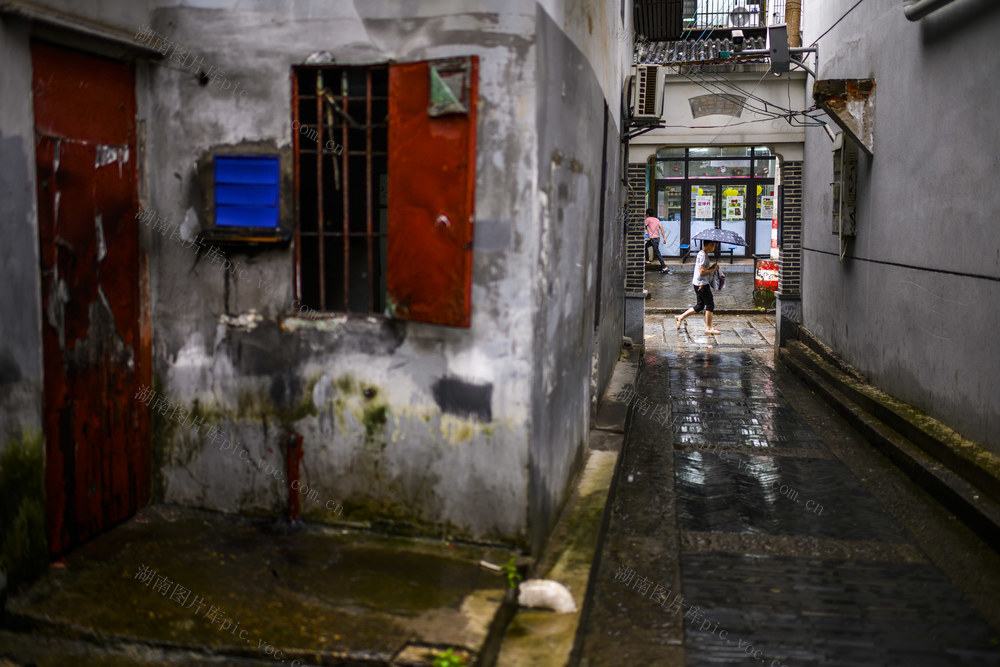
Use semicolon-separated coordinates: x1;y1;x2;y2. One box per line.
644;263;763;314
576;317;1000;665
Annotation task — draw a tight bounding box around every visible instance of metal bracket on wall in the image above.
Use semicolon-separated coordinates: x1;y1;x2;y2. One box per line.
623;121;665;143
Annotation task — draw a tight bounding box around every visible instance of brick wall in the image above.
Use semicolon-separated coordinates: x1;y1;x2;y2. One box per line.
778;160;802;297
625;163;647;294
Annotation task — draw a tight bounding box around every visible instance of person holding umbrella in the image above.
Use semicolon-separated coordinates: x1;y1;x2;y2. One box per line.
674;228;746;335
675;240;722;334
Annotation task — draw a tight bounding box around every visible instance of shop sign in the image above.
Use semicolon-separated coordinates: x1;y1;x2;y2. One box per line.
725;196;744;220
760;195;774;219
695;196;713;218
755;260;779;290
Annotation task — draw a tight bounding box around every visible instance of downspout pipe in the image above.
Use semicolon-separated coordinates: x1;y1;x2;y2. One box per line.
286;430;304;523
904;0;959;21
785;0;801;47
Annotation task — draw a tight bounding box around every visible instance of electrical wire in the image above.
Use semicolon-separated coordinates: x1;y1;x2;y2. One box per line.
678;69;789;120
672;55;830;128
697;71;797;116
707;66;772;143
811;0;868;46
678;69;823;126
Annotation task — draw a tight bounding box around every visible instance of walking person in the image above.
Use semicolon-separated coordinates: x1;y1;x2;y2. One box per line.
643;209;672;274
675;240;721;334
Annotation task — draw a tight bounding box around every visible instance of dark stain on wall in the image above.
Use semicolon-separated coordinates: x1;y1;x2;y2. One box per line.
431;377;492;422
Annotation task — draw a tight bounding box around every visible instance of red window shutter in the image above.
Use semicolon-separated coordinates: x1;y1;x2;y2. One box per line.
387;57;478;327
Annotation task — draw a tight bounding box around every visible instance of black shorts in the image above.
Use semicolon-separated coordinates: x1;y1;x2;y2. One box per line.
693;285;714;313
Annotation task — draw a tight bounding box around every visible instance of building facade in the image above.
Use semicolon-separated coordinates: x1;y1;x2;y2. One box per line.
624;1;807;340
800;0;1000;455
0;0;632;592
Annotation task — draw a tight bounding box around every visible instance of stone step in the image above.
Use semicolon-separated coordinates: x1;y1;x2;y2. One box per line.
780;340;1000;554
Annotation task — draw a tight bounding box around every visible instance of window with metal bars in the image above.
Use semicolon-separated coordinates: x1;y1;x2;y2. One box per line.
292;58;478;327
293;66;389;314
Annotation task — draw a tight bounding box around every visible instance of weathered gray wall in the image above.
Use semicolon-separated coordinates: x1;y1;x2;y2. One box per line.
801;0;1000;453
0;16;42;440
0;0;630;564
593;106;626;415
0;15;46;595
141;2;540;546
529;5;619;555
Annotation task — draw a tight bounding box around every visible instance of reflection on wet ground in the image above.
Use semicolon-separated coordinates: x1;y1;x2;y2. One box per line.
577;322;1000;666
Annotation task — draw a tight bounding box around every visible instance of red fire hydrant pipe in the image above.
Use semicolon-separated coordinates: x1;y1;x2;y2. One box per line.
286;430;304;522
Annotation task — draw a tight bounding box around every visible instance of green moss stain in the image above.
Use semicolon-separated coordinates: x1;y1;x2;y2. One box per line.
0;430;47;593
363;402;388;440
335;375;356;394
288;375;321;422
323;378;388;443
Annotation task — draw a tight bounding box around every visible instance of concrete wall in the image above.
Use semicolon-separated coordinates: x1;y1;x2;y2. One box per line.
140;2;540;547
0;16;42;442
537;0;633;131
593;107;626;415
801;0;1000;454
0;0;630;570
0;14;47;595
530;3;627;555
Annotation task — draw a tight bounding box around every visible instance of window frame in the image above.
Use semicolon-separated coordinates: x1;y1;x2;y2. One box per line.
290;57;478;327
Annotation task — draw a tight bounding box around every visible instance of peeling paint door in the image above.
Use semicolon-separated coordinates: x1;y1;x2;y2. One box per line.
387;57;478;327
32;41;150;556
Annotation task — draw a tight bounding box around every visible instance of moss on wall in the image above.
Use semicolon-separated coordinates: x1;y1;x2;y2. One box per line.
0;429;47;594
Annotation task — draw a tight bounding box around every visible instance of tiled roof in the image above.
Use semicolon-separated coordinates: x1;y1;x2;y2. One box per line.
637;37;768;65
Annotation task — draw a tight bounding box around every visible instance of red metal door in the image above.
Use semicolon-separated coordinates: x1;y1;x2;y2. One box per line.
387;57;478;327
32;41;150;556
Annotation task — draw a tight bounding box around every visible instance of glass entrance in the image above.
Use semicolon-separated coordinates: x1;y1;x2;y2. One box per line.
656;185;682;255
755;183;776;256
690;185;715;245
651;146;775;257
689;183;748;257
720;183;746;257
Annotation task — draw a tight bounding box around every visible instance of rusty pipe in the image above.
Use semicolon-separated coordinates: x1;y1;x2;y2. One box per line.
286;430;304;522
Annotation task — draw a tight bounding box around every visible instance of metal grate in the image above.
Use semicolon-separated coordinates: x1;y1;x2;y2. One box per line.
686;0;765;30
635;0;774;39
293;66;389;314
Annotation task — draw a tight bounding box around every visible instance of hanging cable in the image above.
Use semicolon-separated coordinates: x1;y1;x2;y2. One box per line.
812;0;868;46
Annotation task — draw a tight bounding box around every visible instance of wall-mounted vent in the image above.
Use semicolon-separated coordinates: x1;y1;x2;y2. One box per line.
214;155;280;228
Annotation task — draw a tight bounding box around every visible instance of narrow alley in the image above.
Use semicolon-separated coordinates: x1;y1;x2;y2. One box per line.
3;1;999;666
576;272;1000;666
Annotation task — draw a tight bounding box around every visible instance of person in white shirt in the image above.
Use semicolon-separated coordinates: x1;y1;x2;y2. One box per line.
674;241;721;335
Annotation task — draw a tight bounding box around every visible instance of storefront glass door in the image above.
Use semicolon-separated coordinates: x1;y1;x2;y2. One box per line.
690;185;715;246
690;183;748;256
720;184;747;257
656;185;682;255
755;183;776;256
652;147;774;257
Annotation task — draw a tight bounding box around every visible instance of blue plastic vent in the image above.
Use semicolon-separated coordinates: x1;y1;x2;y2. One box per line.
214;155;279;228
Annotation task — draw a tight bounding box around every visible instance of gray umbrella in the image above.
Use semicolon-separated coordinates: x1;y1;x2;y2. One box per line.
691;228;748;246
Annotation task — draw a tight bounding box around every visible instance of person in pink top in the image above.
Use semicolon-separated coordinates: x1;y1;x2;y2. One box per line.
644;209;671;274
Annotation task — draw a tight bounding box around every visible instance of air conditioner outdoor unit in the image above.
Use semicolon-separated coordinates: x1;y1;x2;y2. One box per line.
729;3;761;28
633;65;663;119
832;132;859;237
